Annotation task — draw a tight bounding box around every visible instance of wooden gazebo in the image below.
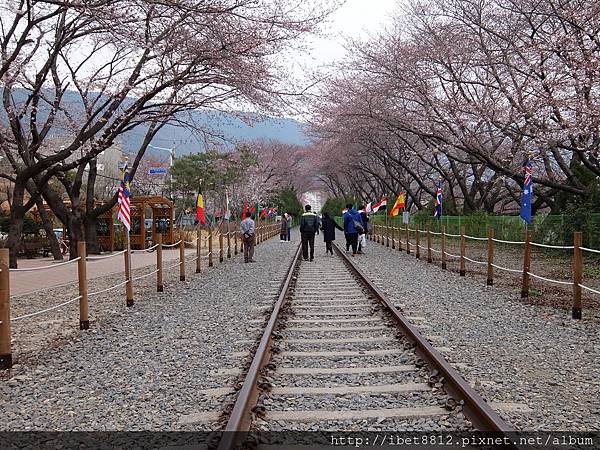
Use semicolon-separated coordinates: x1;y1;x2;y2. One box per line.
127;196;174;249
33;201;117;252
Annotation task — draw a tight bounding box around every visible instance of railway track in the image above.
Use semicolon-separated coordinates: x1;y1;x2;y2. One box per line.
217;241;515;449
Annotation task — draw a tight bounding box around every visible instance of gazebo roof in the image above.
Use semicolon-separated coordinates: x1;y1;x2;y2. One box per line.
130;196;173;208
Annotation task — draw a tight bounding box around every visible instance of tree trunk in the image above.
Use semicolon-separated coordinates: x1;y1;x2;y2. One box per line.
84;215;100;254
67;213;85;259
35;198;63;261
6;184;26;268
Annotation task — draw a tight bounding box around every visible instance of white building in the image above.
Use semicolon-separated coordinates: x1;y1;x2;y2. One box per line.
300;191;326;213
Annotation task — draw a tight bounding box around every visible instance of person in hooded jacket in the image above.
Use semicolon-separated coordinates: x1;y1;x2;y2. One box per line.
342;203;363;256
320;211;344;255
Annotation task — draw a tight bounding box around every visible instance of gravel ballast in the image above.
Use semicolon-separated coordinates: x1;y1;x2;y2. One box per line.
348;238;600;431
1;236;299;431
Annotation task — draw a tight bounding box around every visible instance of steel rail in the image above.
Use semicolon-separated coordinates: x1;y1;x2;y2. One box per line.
216;242;302;450
332;242;516;435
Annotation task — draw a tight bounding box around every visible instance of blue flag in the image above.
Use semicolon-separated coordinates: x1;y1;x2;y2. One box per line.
433;181;442;219
520;159;533;224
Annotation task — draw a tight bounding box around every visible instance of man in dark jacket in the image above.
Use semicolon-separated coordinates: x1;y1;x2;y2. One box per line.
343;203;362;256
300;204;320;261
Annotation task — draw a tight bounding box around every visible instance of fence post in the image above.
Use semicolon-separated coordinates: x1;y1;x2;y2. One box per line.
227;224;232;259
77;242;89;330
441;225;447;270
487;228;494;286
124;232;134;307
427;225;432;263
196;229;201;273
156;234;163;291
386;225;390;247
179;239;186;281
573;231;583;320
375;225;379;244
415;225;420;259
219;230;224;263
406;223;410;254
391;223;396;249
0;248;12;369
459;226;466;276
234;225;238;255
521;230;533;298
208;231;214;267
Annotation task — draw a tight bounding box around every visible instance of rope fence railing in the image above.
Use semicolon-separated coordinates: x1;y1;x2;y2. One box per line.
11;295;82;322
9;257;81;272
88;279;130;297
492;238;525;245
579;284;600;295
368;223;599;321
0;220;281;369
131;243;160;254
527;271;573;286
491;263;522;274
161;240;183;248
87;250;126;260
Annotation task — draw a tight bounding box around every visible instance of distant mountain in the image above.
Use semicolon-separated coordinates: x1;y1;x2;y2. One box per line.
2;88;310;156
122;111;310;156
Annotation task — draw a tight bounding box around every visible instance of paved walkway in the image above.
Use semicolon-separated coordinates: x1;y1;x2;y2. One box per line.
10;247;198;296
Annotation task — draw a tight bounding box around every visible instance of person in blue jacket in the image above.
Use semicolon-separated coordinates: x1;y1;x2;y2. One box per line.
343;203;364;256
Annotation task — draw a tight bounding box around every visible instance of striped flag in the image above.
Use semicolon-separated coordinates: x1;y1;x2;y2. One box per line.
520;158;533;224
372;196;387;213
196;193;206;225
117;162;131;231
434;181;443;219
389;192;406;217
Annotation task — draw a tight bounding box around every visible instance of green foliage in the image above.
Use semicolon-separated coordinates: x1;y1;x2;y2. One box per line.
274;189;303;218
23;214;42;235
0;216;9;233
321;196;356;218
0;214;42;237
169;149;256;210
0;214;41;235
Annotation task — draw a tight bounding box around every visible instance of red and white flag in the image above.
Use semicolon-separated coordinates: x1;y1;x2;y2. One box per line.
372;196;388;213
118;162;131;231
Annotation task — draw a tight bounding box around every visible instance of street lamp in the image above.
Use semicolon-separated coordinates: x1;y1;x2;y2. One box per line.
148;143;176;196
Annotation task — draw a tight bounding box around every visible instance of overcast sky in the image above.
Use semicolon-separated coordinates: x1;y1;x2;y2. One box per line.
305;0;399;67
279;0;401;118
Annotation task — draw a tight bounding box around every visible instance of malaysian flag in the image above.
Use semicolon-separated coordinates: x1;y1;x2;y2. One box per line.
118;162;131;231
520;158;533;224
434;181;443;219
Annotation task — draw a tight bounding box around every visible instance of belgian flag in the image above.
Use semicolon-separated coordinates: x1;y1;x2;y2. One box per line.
196;193;206;225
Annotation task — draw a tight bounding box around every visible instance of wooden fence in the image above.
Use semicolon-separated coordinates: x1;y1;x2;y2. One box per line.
370;223;600;321
0;222;279;370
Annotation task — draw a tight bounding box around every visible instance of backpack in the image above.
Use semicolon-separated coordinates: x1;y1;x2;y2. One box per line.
352;218;365;234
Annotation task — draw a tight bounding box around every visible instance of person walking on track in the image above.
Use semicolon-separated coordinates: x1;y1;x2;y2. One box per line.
320;211;343;255
240;212;256;263
280;213;289;242
357;209;369;254
343;203;363;256
300;204;320;261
